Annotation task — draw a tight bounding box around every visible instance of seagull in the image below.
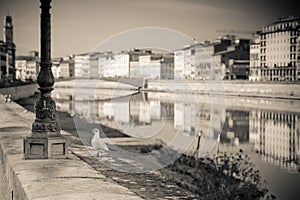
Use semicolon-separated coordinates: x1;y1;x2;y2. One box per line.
91;128;109;157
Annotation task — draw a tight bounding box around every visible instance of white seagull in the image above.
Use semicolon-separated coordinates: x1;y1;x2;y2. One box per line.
91;128;109;157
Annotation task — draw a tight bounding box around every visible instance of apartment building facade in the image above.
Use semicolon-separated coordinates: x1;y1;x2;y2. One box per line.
249;39;261;81
259;16;300;81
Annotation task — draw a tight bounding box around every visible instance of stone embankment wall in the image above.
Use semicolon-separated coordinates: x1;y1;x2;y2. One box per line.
53;79;300;100
0;84;38;100
0;147;11;200
145;80;300;99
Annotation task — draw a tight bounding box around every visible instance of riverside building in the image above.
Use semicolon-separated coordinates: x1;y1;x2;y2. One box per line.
259;16;300;81
74;53;90;78
249;38;261;81
130;54;174;80
174;35;250;80
51;55;75;79
0;15;16;82
15;51;39;81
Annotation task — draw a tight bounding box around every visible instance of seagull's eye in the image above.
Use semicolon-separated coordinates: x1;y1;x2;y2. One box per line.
92;128;99;133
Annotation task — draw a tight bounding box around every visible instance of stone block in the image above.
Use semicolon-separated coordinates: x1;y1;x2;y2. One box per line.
23;136;68;159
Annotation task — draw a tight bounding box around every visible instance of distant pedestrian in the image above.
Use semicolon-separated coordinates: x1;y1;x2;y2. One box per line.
4;94;11;103
194;130;202;158
196;130;202;151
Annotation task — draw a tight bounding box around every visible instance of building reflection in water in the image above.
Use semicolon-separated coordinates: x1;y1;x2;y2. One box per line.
221;110;249;145
53;90;299;172
250;110;300;171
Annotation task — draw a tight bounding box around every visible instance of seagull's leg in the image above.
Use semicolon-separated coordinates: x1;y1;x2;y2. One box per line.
96;150;102;158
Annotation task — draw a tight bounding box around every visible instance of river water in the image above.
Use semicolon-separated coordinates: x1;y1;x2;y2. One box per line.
51;85;300;200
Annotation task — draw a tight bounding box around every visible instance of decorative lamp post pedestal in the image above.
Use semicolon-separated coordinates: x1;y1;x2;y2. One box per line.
24;137;67;159
24;0;68;159
23;93;68;159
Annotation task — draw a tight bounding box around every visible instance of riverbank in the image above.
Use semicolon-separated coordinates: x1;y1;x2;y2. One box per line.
53;79;300;100
144;79;300;100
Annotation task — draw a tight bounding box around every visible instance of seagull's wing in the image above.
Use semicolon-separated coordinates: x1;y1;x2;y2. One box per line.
92;137;109;151
98;140;109;151
91;133;98;148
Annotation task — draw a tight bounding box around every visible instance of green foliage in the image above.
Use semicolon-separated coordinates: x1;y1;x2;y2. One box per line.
164;149;275;200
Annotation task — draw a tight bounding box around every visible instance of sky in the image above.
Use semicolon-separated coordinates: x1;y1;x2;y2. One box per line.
0;0;299;58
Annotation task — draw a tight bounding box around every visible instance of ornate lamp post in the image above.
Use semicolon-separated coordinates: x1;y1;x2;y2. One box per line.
24;0;68;159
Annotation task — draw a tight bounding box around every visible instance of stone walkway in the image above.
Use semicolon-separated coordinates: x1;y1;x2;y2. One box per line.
67;139;198;200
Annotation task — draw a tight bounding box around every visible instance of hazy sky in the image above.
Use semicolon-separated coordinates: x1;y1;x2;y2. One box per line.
0;0;299;58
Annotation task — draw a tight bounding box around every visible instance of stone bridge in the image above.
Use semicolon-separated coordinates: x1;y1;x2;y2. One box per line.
117;77;147;89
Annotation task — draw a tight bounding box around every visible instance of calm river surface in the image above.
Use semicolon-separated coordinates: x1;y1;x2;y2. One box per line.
52;86;300;200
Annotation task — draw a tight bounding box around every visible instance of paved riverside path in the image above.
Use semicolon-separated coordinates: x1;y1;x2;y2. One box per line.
0;94;142;200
